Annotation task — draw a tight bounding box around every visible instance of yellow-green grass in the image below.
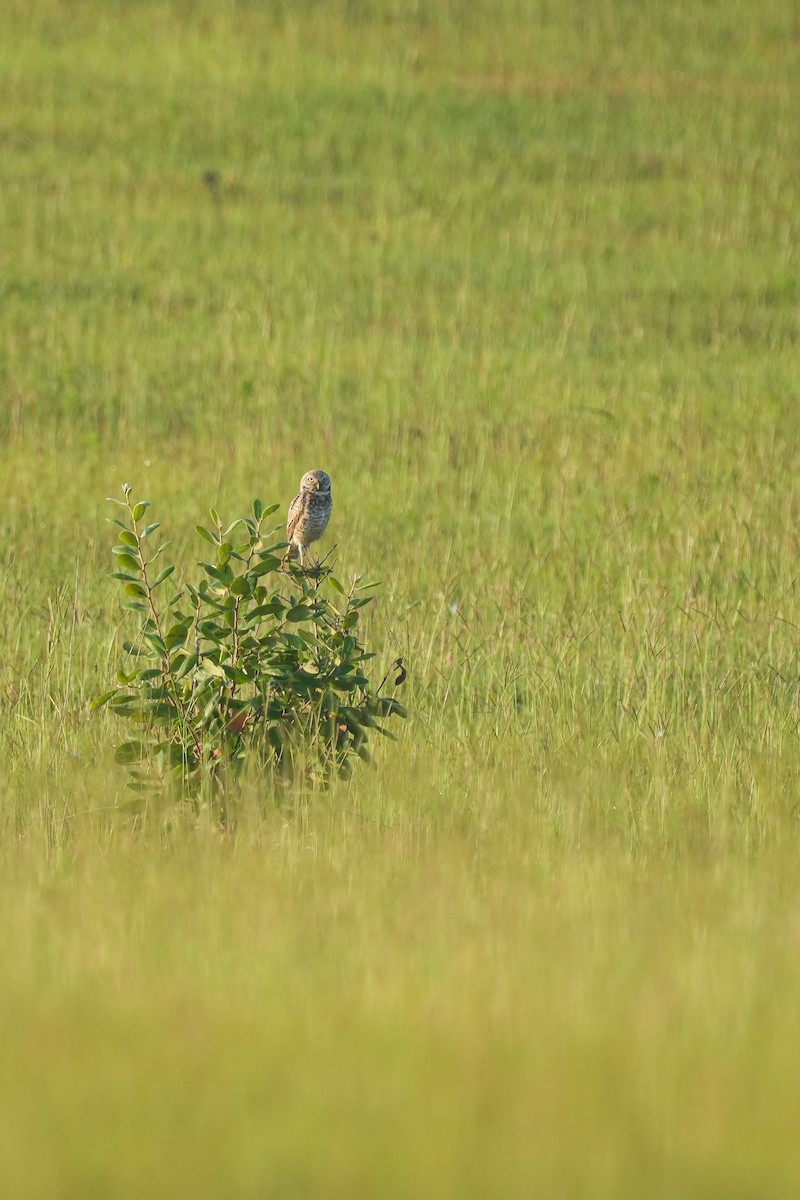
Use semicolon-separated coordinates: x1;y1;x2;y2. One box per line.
3;804;800;1199
2;0;800;1194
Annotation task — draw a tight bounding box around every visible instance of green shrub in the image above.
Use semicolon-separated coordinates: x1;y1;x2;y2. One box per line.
92;486;406;792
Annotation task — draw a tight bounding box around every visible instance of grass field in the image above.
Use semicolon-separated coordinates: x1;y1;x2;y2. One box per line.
2;0;800;1194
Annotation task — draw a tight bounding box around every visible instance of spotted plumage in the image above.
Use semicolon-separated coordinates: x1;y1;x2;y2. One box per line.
285;469;333;566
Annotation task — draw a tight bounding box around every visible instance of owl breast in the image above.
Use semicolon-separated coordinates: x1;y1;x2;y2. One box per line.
297;491;331;543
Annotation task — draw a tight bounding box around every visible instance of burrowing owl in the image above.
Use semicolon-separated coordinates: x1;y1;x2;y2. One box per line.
285;469;333;567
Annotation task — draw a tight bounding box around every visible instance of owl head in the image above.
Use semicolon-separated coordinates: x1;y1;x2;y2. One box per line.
299;469;332;494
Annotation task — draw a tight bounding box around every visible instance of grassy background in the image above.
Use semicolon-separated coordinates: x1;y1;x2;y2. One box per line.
2;0;800;1194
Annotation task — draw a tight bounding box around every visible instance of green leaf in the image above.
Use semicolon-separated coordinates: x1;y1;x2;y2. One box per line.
327;576;346;595
247;600;285;621
112;549;141;571
107;517;129;531
124;582;147;598
152;564;175;588
222;664;250;685
118;530;138;548
209;507;221;527
132;501;150;521
286;605;311;622
140;684;172;701
109;571;139;583
158;742;196;769
200;562;234;586
164;627;189;652
281;635;308;655
230;575;252;597
115;740;148;765
252;498;263;520
90;690;116;711
290;629;320;651
144;632;167;655
141;522;161;538
122;641;148;657
249;556;281;578
198;620;228;640
195;525;219;545
201;690;222;724
175;652;200;680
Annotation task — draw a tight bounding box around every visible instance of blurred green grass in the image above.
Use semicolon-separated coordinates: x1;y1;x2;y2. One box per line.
3;818;800;1199
2;0;800;1194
